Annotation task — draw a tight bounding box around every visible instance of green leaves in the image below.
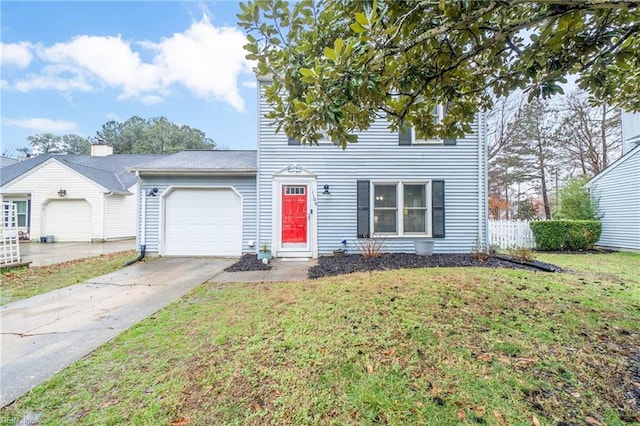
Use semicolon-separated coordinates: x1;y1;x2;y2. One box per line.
238;0;640;148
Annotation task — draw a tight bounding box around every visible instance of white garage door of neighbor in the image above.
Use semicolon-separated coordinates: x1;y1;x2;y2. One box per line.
44;199;92;242
164;188;242;256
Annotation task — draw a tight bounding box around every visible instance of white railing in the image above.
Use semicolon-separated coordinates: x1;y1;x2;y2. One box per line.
488;219;536;249
1;202;21;266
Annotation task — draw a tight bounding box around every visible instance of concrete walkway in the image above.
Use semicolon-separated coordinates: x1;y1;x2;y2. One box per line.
0;257;233;407
20;240;136;267
213;258;316;282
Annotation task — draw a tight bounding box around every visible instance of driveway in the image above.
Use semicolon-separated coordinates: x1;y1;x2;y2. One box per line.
0;257;234;407
20;239;136;267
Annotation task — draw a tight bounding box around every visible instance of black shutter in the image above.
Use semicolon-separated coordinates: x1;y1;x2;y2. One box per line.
442;102;457;145
432;180;445;238
399;127;412;145
357;180;370;237
288;137;301;145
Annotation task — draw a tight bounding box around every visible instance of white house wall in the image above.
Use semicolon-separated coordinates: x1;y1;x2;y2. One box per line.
257;84;486;254
590;149;640;250
104;183;137;240
137;175;257;254
1;161;105;241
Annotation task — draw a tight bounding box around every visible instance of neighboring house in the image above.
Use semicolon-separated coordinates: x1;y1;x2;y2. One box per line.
0;156;18;168
0;144;163;242
132;73;488;258
585;111;640;251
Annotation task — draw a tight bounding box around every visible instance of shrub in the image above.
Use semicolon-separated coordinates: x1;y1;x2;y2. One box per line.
353;235;385;258
506;246;536;262
530;221;566;250
555;177;600;220
530;220;602;251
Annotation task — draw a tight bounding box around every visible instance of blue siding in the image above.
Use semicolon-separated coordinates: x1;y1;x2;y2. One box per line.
137;175;257;254
257;82;487;254
589;147;640;250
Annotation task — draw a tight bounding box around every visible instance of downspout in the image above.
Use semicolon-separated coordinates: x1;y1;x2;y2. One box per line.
482;110;489;245
477;111;484;246
124;175;146;266
255;76;261;254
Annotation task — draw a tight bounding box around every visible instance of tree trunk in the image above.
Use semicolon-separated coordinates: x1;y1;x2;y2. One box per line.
540;169;551;219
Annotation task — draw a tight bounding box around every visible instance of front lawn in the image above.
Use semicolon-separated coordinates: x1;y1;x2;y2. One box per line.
0;250;137;306
2;252;639;425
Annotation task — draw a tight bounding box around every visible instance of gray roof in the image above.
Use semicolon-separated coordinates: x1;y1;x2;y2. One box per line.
131;150;257;174
0;156;18;168
1;154;166;193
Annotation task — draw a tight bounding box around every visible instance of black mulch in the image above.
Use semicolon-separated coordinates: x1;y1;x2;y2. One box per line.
307;253;561;279
224;254;272;272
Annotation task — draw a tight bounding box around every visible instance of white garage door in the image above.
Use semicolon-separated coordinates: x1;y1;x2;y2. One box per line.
44;200;92;242
164;188;242;256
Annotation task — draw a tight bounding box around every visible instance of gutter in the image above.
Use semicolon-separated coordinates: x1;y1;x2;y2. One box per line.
127;168;257;176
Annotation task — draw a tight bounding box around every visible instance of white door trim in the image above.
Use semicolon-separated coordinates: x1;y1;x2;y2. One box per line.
272;171;318;259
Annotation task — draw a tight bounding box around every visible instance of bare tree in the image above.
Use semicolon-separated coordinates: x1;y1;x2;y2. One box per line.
555;91;622;177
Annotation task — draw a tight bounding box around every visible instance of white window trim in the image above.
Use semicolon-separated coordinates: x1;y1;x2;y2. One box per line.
413;105;444;144
370;181;432;238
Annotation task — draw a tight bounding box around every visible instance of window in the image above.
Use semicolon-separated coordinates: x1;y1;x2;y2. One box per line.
285;186;306;195
398;103;456;145
12;201;28;227
371;182;431;236
373;184;398;233
403;184;427;233
357;180;445;239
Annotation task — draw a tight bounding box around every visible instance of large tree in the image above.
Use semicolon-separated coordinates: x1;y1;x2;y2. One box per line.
93;116;215;154
26;133;90;155
238;0;640;147
555;91;621;176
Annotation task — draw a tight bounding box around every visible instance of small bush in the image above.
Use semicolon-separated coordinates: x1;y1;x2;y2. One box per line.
530;220;601;251
506;246;536;262
353;235;385;258
471;238;489;262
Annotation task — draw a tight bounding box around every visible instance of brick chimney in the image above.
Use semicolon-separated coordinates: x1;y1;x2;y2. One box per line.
91;140;114;157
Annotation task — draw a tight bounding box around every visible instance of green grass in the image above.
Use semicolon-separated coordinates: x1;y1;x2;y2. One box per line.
2;252;639;425
0;250;137;305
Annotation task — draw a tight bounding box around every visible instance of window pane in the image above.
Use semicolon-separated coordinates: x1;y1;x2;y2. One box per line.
17;215;26;227
15;201;26;214
404;185;425;208
431;105;439;124
374;185;396;208
374;210;397;233
404;209;426;233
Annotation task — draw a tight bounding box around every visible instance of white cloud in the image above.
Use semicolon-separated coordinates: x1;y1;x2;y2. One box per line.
3;117;78;133
3;15;253;111
1;42;34;68
242;80;257;89
147;17;252;110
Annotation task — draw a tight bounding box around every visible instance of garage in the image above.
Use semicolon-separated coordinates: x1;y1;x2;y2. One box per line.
44;199;92;242
163;187;242;256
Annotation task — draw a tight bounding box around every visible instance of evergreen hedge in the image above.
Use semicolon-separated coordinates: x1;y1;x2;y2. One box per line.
530;220;601;251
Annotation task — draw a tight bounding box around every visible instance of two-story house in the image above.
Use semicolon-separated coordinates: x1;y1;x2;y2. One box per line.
586;111;640;251
131;74;488;258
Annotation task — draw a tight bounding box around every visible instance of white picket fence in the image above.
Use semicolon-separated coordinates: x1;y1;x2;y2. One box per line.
488;219;536;249
1;202;21;266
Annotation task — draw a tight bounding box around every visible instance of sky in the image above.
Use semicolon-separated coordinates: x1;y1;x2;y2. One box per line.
1;1;258;156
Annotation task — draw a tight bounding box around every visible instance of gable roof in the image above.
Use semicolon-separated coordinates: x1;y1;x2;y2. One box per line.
1;154;166;193
130;150;257;175
0;156;18;168
586;143;640;187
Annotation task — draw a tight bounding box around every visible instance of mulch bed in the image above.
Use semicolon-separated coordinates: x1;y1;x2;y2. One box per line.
308;253;561;279
224;254;272;272
223;253;562;278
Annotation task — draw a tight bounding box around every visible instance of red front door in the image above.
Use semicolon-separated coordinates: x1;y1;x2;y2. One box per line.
282;186;307;243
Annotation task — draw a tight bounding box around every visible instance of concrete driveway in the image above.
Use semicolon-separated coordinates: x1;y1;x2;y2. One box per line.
20;239;136;267
0;256;234;407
